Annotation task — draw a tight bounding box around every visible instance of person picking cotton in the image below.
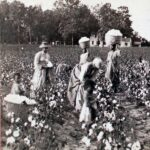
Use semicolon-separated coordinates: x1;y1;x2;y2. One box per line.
105;29;122;93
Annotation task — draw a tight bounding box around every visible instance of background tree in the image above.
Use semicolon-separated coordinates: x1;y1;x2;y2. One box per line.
94;3;133;42
55;0;99;45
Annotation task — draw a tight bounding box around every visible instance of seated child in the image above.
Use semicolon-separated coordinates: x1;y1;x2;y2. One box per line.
11;73;26;95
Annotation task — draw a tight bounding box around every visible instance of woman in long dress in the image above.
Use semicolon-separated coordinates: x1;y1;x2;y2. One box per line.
105;44;121;93
31;42;52;93
67;37;90;108
67;52;89;108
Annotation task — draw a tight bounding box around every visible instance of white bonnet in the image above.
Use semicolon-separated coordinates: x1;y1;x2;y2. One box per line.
93;57;102;68
79;37;90;44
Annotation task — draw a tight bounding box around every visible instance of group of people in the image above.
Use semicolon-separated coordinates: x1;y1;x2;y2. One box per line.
67;36;121;124
10;30;122;126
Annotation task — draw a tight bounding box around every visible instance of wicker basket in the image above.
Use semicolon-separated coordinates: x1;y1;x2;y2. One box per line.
3;98;36;122
105;35;122;46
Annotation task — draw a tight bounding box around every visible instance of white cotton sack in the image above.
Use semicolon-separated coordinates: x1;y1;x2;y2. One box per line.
79;102;91;123
47;61;53;68
4;94;36;105
105;29;122;46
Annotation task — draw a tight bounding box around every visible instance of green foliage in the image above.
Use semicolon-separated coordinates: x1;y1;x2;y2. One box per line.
0;0;133;44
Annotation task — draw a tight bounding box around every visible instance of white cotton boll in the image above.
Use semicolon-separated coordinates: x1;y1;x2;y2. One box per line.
103;122;114;132
31;120;36;127
32;107;39;114
112;100;117;104
5;129;12;136
6;136;15;144
98;87;102;91
104;140;112;150
147;112;150;116
39;122;44;128
13;130;20;137
44;125;49;129
61;98;64;102
127;143;132;148
49;101;57;107
7;112;12;117
101;98;106;102
24;122;28;126
88;129;93;136
97;93;101;99
111;110;116;121
11;118;14;123
81;136;91;147
121;117;125;121
28;115;33;122
95;117;98;121
91;123;97;129
24;137;30;146
15;118;20;123
93;90;97;94
131;141;141;150
58;92;61;97
97;131;104;141
81;123;86;129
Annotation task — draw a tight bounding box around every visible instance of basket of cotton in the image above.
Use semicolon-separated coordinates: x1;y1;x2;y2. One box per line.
79;37;90;49
3;94;37;122
105;29;122;46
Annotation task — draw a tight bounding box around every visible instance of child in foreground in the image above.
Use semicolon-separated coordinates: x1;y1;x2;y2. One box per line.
11;73;26;95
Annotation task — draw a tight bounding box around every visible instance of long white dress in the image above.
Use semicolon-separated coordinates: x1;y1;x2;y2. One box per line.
105;49;121;82
31;51;50;91
67;52;89;109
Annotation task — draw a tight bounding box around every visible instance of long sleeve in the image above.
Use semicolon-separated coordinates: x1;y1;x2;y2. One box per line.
34;52;41;69
79;62;91;81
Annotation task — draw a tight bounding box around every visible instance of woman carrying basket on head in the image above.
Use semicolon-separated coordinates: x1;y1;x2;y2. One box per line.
105;29;122;93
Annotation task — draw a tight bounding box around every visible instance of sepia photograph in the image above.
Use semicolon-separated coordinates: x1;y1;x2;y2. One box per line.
0;0;150;149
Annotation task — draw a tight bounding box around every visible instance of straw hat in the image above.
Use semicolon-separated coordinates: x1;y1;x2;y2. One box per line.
39;41;48;48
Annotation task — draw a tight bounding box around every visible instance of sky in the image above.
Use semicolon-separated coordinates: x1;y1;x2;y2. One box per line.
6;0;150;40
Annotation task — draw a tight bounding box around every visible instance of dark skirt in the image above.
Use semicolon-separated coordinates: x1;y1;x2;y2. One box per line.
110;67;120;92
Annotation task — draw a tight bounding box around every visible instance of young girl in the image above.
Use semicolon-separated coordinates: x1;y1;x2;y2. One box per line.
11;73;26;95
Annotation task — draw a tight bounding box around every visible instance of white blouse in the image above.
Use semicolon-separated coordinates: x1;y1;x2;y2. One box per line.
107;49;121;62
34;51;50;69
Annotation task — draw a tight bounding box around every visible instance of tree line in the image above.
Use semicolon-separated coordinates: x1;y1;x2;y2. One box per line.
0;0;135;45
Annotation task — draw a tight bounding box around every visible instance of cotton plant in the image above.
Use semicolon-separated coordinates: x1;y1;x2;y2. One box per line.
80;74;135;149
